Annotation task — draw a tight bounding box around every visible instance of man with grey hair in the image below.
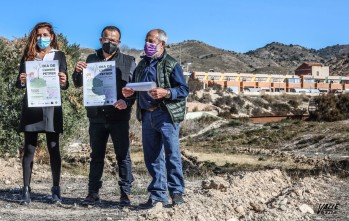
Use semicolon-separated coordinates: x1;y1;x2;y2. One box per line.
122;29;189;208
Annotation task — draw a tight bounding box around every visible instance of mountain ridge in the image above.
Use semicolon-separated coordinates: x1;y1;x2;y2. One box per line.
2;36;348;75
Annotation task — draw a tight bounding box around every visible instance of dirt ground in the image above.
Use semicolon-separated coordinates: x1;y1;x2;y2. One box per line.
0;154;348;221
2;116;349;220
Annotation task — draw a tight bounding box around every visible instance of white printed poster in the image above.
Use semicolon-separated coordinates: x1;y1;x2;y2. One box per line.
25;60;61;107
83;61;117;106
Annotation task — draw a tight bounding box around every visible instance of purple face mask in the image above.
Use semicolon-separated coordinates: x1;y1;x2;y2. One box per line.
144;42;158;57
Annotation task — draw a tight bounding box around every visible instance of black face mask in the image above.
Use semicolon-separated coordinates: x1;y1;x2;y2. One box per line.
102;42;118;55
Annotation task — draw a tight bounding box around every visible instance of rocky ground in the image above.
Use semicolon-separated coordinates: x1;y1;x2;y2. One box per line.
0;155;348;221
2;113;349;221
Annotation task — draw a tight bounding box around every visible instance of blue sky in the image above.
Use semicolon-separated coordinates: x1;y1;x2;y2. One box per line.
0;0;348;53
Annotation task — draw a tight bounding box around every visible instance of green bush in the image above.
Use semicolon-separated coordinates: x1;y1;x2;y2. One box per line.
0;36;85;156
57;34;87;148
0;39;24;155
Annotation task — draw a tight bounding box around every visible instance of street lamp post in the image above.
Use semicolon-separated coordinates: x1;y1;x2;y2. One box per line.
186;63;192;72
179;43;182;66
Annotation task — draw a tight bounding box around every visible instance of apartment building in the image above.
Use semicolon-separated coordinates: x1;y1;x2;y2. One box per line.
187;62;349;94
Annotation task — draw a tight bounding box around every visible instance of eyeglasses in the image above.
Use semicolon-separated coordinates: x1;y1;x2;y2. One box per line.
102;37;120;44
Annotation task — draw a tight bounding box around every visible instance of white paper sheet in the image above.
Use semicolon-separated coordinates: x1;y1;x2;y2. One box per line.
125;82;157;91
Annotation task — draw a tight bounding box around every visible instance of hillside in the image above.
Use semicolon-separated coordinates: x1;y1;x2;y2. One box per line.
1;36;349;75
156;40;349;76
325;53;349;76
169;41;349;75
317;44;349;59
246;42;324;74
166;40;258;73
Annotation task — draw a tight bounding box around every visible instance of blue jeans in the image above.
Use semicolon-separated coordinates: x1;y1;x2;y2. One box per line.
88;121;134;194
142;108;185;202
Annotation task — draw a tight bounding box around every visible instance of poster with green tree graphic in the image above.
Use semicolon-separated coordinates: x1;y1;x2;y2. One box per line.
83;61;116;106
25;60;61;107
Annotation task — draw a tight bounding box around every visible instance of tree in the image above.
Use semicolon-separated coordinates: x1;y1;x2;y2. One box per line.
0;35;86;155
0;38;24;155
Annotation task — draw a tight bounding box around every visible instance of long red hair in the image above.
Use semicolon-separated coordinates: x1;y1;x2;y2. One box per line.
22;22;59;61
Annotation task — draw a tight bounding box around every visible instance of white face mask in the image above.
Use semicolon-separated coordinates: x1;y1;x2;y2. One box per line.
37;37;51;49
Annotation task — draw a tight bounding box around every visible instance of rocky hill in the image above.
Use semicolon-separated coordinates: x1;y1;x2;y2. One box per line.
246;42;324;74
2;36;348;75
317;44;349;59
166;40;259;73
160;40;349;76
325;53;349;76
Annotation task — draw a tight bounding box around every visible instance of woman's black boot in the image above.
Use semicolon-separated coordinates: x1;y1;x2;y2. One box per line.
20;186;31;205
51;186;62;203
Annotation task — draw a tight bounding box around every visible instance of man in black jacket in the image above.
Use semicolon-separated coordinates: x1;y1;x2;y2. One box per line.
72;26;136;206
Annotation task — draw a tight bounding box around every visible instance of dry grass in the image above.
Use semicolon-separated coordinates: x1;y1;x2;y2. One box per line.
184;150;313;170
179;116;218;137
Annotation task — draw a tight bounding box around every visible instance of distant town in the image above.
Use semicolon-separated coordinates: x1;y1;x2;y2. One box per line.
187;62;349;95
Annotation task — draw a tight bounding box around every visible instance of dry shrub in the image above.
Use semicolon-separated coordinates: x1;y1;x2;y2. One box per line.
251;107;264;116
202;106;213;111
215;91;223;96
180;116;218;137
129;108;142;143
261;94;275;103
287;99;299;108
232;96;245;107
271;102;291;116
214;96;234;107
188;78;203;94
217;111;233;119
300;94;310;102
199;93;212;103
337;94;349;118
229;105;238;114
211;83;222;92
34;139;50;164
309;93;346;121
250;107;273;116
291;108;307;115
252;98;270;109
187;94;199;102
